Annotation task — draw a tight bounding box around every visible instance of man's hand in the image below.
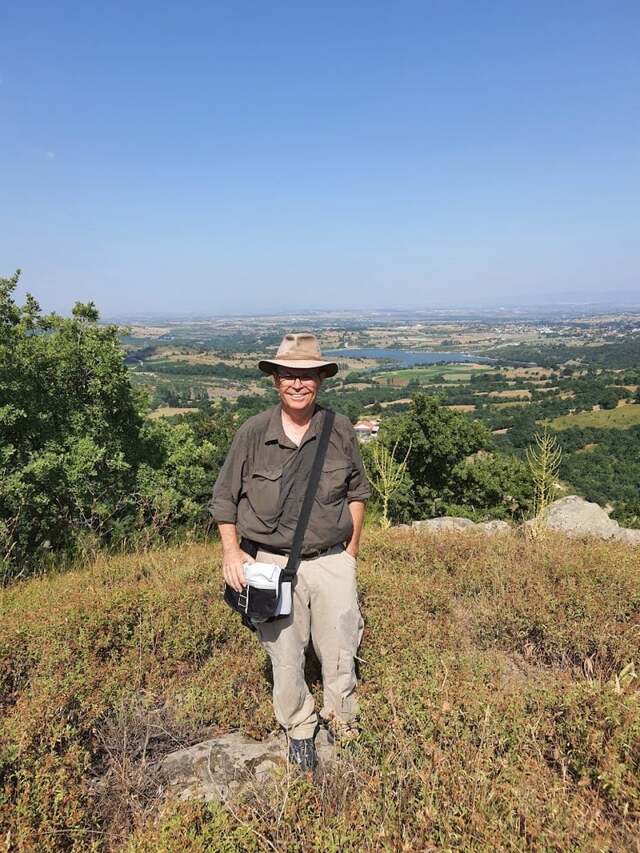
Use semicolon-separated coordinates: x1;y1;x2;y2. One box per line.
222;547;255;593
217;523;255;592
345;500;365;560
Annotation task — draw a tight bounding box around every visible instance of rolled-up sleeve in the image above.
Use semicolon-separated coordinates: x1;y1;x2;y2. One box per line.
346;429;372;503
208;427;248;524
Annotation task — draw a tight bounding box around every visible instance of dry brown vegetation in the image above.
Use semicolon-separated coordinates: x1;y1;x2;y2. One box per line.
1;530;639;851
486;389;532;399
504;368;555;380
148;407;201;419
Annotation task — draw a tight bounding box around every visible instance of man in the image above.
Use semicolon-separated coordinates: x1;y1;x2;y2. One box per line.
209;332;371;771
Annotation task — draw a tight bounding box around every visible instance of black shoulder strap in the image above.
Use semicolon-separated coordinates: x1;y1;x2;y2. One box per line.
283;409;335;580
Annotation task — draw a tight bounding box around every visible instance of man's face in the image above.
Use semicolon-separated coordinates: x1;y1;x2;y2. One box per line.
273;367;323;414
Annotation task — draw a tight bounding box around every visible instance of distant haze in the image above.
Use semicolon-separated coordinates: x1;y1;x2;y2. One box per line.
2;2;639;316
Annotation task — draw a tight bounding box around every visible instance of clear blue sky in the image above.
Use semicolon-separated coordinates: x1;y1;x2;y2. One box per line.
2;1;639;316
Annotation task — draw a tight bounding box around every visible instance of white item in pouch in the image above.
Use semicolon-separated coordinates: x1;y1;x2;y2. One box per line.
243;561;281;589
275;580;292;616
243;562;292;617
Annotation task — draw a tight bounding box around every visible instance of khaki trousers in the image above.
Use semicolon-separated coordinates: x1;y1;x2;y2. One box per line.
255;545;364;740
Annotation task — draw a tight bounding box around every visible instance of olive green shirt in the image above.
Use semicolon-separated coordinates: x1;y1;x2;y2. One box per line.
208;404;371;552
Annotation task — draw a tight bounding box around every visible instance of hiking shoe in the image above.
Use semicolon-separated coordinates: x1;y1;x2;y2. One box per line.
288;737;318;771
321;716;360;747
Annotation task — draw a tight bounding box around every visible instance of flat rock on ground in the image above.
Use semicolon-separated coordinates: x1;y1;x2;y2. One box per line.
475;520;512;535
160;728;336;803
412;517;476;533
412;517;511;535
406;497;640;544
616;527;640;545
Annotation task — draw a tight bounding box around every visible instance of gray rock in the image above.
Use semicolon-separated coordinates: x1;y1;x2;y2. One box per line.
160;728;336;803
405;499;638;545
411;517;511;536
475;520;512;536
614;527;640;546
537;495;622;539
521;495;640;545
412;517;476;533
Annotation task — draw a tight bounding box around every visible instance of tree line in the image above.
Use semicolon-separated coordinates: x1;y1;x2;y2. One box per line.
3;273;637;581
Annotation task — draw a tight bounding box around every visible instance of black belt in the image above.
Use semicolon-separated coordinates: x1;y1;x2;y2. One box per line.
241;537;336;560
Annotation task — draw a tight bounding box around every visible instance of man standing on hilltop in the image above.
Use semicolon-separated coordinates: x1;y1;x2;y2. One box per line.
208;333;370;771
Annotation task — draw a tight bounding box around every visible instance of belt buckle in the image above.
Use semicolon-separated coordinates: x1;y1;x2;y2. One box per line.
305;547;327;559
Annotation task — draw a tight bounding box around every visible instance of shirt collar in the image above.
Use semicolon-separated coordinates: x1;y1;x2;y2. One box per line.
265;403;324;447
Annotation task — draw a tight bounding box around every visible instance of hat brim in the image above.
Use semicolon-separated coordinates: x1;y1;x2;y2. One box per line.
258;358;339;378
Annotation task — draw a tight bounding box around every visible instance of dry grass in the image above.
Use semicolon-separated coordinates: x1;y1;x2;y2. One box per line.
486;389;532;399
365;397;412;409
1;531;640;850
504;368;555;380
550;405;640;430
148;407;200;419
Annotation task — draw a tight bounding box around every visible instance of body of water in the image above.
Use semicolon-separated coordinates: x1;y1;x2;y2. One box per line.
325;347;490;367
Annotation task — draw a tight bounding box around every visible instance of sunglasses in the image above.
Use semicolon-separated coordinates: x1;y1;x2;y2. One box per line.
276;371;321;383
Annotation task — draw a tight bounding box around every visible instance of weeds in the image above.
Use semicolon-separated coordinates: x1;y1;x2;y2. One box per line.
1;531;639;850
526;428;563;539
366;438;411;528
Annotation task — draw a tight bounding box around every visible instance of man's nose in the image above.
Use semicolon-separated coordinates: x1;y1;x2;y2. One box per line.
291;377;303;388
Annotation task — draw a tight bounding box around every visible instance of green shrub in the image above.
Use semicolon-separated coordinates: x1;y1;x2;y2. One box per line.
0;274;232;579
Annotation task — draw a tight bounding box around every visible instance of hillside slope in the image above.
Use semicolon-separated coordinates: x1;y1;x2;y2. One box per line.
1;531;639;851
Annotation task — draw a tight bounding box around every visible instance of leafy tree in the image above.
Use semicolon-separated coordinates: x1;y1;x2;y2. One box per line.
612;498;640;529
0;271;147;576
378;394;486;517
373;394;535;522
134;418;225;542
557;425;640;517
448;452;534;520
0;272;232;579
598;388;619;410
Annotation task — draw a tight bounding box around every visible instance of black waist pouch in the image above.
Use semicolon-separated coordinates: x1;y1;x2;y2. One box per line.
224;574;288;624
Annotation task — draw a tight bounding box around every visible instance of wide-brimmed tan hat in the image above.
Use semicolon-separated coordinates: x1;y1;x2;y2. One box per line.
258;332;339;378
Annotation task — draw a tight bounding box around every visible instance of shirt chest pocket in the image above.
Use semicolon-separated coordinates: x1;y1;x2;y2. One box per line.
246;467;283;529
318;460;351;505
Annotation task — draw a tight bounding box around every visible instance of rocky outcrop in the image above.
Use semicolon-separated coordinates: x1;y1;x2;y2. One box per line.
408;496;639;544
527;495;640;543
615;527;640;545
160;728;336;803
411;517;511;536
476;520;512;535
413;517;476;533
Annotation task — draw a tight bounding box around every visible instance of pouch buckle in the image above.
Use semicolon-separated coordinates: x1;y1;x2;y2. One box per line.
238;588;249;612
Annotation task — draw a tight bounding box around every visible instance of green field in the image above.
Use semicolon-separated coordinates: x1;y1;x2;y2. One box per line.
372;363;493;384
549;404;640;430
491;400;531;409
